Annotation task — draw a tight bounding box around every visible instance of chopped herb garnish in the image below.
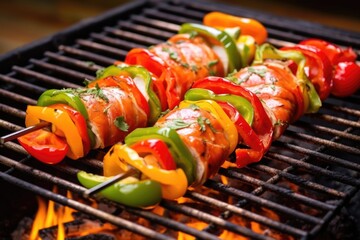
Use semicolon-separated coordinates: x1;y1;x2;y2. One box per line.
83;78;92;87
93;84;109;102
248;67;267;77
114;116;129;132
207;60;218;68
274;119;288;126
170;52;180;62
181;62;190;68
197;117;216;132
237;73;251;84
165;118;192;130
95;68;105;79
103;105;111;114
188;104;200;111
191;65;198;73
209;69;216;76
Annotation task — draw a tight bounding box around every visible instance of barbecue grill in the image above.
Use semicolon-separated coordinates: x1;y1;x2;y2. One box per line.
1;0;360;239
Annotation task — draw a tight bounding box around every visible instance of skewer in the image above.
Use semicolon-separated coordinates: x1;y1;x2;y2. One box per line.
82;167;139;198
0;121;51;145
1;121;139;197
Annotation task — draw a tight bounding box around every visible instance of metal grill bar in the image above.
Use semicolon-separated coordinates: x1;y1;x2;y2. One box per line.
0;89;37;105
58;45;116;66
284;130;360;155
294;121;360;141
204;179;322;224
29;58;95;81
0;74;46;93
275;142;360;172
265;153;360;186
252;164;346;198
0;0;359;239
186;191;308;237
44;51;103;71
219;168;338;210
12;66;81;89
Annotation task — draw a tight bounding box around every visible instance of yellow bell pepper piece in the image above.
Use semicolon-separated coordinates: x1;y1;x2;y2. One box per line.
25;106;84;159
104;143;188;200
179;100;238;154
237;35;256;65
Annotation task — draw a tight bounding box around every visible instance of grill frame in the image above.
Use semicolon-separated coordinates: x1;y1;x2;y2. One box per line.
1;0;360;239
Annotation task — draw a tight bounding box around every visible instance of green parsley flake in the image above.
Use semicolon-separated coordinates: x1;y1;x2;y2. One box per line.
248;67;267;77
165;118;192;130
114;116;129;132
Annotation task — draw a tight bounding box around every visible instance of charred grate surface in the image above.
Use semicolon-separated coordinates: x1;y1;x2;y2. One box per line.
0;0;359;239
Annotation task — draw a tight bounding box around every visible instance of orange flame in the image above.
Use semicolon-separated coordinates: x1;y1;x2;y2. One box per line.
29;187;75;240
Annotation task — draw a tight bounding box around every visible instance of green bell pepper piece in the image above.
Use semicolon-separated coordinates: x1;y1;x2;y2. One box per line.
96;65;162;125
125;127;196;185
179;23;243;72
253;43;322;113
37;89;89;119
37;89;96;147
77;171;162;208
184;88;254;126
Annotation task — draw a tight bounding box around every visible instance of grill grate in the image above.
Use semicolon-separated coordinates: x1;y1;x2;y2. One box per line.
1;0;360;239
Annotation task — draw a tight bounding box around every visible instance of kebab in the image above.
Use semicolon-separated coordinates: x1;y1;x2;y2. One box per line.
77;22;360;207
2;12;359;208
11;18;260;164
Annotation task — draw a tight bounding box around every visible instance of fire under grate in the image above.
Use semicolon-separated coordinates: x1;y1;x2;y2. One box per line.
1;0;360;239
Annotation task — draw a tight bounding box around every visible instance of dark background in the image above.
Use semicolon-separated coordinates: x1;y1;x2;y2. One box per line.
0;0;359;54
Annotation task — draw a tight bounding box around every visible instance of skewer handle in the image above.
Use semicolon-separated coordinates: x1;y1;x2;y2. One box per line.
0;121;51;145
82;167;138;198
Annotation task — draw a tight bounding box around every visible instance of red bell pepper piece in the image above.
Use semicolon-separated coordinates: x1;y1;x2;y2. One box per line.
299;38;357;65
193;77;274;167
125;48;171;111
331;61;360;97
18;129;69;164
281;44;333;100
129;139;177;170
217;101;264;167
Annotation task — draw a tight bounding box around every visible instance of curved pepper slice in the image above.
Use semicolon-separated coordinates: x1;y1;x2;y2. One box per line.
25;106;83;159
103;143;188;200
125;48;170;111
125;127;196;185
217;101;264;167
77;171;162;208
36;89;96;147
281;44;333;101
178;23;242;72
184;88;254;125
17;129;68;164
299;38;357;64
49;104;91;155
179;100;238;155
253;43;321;114
129;139;177;170
37;89;89;119
192;77;274;155
203;11;268;45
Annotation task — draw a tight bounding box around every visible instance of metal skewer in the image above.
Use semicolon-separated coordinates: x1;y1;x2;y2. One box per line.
0;121;51;145
1;121;140;198
82;167;139;198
